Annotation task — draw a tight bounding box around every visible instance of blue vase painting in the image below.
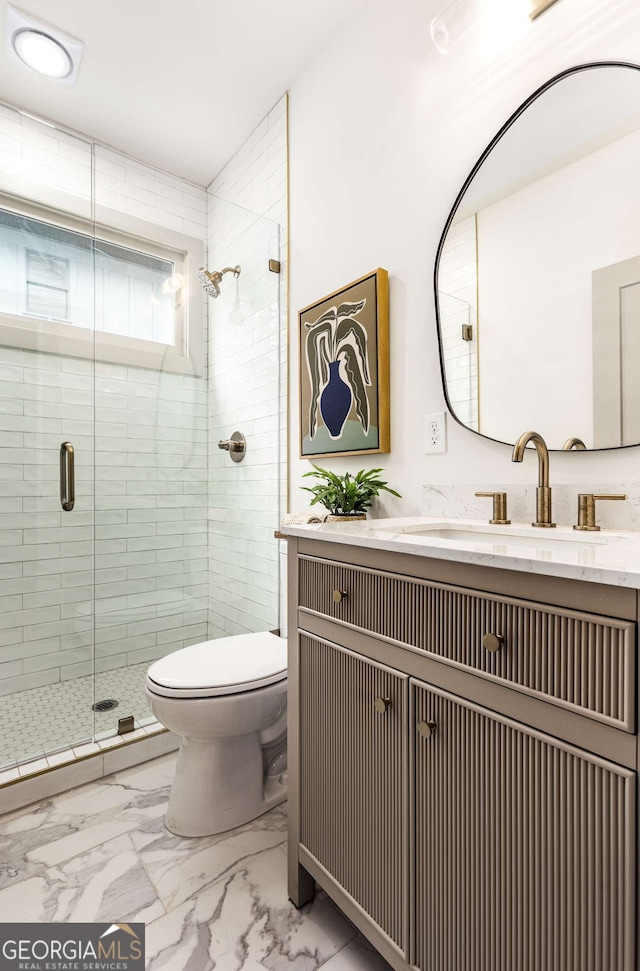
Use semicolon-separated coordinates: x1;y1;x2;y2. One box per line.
320;361;353;439
299;269;389;458
304;296;371;443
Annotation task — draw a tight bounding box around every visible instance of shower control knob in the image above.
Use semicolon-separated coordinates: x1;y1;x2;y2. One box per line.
417;720;437;739
217;431;246;463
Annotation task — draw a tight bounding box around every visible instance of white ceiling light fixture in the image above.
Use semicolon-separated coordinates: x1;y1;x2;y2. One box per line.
13;30;72;78
5;5;84;86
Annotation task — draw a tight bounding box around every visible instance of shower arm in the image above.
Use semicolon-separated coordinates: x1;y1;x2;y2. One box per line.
219;265;241;279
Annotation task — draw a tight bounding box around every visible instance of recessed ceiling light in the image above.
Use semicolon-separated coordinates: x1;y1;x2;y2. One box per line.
5;5;83;86
12;29;72;78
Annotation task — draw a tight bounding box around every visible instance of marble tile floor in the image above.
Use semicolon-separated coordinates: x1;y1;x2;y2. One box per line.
0;752;391;971
0;661;157;771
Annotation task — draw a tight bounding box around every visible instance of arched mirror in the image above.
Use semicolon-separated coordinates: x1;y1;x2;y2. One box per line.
435;62;640;451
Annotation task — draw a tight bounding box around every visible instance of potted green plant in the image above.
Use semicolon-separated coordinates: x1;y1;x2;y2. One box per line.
301;466;401;521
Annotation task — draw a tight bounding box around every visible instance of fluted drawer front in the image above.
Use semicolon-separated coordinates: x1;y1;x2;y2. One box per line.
413;681;636;971
299;555;635;731
299;634;408;951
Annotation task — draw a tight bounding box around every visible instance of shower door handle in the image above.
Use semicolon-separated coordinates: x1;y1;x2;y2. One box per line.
60;442;75;512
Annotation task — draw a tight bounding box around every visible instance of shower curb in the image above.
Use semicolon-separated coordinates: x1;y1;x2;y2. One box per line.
0;729;179;816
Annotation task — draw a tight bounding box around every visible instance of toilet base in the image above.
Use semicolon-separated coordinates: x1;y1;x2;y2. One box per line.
165;732;287;837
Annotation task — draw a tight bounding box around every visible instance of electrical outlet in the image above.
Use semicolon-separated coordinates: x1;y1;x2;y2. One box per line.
424;412;447;454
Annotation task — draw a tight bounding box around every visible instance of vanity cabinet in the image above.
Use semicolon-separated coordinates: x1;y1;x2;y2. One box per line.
414;681;635;971
299;635;408;950
287;537;638;971
298;555;636;732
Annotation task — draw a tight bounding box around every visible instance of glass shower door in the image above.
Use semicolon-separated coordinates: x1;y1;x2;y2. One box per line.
207;195;282;639
0;109;96;772
89;145;210;740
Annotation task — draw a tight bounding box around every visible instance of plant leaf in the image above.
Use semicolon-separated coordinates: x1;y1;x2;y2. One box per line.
300;464;401;513
339;345;370;434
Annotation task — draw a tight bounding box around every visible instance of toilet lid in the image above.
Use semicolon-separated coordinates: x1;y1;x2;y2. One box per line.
146;631;287;698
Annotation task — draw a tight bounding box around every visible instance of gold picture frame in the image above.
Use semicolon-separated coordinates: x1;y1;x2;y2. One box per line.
299;268;390;459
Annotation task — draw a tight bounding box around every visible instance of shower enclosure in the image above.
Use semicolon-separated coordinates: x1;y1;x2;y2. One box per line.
0;105;282;778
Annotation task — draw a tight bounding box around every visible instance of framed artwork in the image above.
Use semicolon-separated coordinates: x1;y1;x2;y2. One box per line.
299;268;390;459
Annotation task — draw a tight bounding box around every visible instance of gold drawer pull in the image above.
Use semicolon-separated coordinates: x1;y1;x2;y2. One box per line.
374;697;391;715
483;632;505;653
417;720;437;739
333;589;348;604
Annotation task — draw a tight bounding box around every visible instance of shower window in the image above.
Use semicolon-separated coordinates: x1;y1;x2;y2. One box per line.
26;250;70;319
0;199;204;375
94;240;175;344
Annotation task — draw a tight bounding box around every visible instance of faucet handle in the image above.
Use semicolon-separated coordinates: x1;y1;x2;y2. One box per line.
573;494;626;532
475;492;510;525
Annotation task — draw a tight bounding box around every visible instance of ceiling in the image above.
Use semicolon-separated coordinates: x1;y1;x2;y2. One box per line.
0;0;365;185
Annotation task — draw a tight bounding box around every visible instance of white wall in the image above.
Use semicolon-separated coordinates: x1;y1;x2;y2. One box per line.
206;96;288;637
288;0;640;516
478;127;640;448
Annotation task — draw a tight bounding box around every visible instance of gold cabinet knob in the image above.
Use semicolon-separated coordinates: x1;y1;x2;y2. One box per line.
374;697;391;715
483;632;505;653
417;720;437;739
333;589;348;604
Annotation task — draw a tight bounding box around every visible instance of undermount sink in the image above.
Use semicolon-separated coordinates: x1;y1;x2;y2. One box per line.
367;520;610;552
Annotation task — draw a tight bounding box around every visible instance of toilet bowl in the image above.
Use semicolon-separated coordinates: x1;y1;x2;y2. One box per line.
145;630;287;837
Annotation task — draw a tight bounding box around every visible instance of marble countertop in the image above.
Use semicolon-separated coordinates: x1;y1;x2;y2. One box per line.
280;516;640;589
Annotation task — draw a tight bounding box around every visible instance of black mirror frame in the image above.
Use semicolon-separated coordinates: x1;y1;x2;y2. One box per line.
433;60;640;452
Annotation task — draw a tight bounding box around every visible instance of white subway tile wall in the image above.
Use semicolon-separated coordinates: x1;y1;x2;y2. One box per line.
438;216;478;430
0;109;209;744
206;96;288;637
92;357;209;677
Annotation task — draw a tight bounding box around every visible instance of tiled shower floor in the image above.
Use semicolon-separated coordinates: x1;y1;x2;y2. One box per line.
0;661;157;771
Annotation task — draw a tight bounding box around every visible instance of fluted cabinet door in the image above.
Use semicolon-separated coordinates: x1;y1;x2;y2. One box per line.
413;680;636;971
299;634;409;953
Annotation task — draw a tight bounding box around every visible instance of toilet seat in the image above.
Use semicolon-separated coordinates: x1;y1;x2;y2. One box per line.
146;630;287;699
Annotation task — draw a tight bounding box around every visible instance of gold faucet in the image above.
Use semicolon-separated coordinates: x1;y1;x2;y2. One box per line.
563;437;587;451
512;430;556;528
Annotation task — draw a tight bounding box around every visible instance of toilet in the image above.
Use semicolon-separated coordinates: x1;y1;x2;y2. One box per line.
145;630;287;837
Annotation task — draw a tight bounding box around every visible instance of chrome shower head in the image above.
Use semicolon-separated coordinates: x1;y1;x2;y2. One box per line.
197;264;241;299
